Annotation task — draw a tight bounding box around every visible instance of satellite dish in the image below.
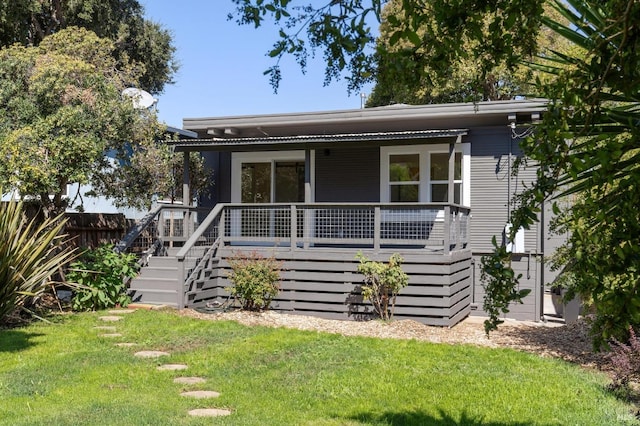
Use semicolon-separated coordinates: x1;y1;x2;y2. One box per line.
122;87;157;110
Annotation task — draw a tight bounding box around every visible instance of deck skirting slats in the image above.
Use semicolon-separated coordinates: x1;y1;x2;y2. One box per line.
187;247;472;327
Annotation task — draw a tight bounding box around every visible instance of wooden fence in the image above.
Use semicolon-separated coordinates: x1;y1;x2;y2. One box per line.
63;213;135;250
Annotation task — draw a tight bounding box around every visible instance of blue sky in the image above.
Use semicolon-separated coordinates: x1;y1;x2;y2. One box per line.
142;1;376;128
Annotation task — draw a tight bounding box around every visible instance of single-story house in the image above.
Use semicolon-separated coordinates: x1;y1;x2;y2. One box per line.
125;99;565;326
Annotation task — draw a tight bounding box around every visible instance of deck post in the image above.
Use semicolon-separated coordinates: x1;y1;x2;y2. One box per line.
444;205;451;254
305;149;312;203
448;140;455;205
218;208;226;245
183;152;191;238
455;207;461;250
374;206;381;251
290;205;297;250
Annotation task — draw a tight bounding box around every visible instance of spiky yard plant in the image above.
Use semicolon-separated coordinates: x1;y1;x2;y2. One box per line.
0;197;75;323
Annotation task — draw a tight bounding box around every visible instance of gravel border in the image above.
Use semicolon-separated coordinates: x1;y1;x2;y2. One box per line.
177;309;609;371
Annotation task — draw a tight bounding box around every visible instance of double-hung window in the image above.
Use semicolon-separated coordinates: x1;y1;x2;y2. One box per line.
381;143;470;205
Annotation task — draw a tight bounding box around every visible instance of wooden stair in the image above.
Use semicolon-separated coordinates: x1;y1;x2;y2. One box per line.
129;252;182;308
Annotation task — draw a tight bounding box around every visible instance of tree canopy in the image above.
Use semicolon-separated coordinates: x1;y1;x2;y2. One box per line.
367;0;576;105
0;0;177;94
0;27;187;218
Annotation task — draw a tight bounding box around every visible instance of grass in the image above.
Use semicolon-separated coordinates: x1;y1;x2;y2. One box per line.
0;309;638;425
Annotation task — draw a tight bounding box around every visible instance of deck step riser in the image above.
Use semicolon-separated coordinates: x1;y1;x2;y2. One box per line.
130;277;181;292
129;289;180;307
138;268;179;280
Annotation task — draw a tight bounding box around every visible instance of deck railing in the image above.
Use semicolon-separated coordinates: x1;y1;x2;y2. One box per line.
114;204;208;260
219;203;470;253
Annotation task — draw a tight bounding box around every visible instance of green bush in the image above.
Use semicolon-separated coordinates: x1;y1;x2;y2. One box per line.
0;198;75;323
356;252;409;321
67;245;138;311
225;251;281;311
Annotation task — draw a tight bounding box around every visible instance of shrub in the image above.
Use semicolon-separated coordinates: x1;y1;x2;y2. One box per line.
0;198;75;324
225;251;281;311
607;327;640;400
67;244;138;311
356;252;409;321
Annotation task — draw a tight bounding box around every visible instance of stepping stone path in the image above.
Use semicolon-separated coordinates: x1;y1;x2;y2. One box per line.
108;309;135;314
188;408;232;417
157;364;188;371
94;326;117;331
180;390;220;399
134;351;170;358
174;377;206;385
93;309;232;418
98;315;123;322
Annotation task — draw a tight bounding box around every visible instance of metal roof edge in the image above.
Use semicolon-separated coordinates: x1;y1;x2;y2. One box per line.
183;99;548;130
167;129;468;148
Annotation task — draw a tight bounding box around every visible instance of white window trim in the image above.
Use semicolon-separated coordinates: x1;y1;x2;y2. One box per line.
380;143;471;206
231;150;311;203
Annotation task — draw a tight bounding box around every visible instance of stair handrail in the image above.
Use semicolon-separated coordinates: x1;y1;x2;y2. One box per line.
114;205;163;254
175;203;225;260
183;236;222;304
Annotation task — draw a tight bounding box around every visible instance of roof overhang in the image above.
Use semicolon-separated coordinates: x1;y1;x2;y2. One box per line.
183;99;547;139
168;129;468;152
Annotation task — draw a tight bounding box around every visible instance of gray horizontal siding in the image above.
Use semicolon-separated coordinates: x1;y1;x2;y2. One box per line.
315;147;380;202
469;127;540;254
470;253;541;322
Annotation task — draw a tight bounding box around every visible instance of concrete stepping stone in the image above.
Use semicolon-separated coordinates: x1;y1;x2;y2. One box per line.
180;390;220;399
115;343;137;347
174;377;206;385
99;333;123;338
99;316;123;322
134;351;170;358
157;364;188;371
188;408;231;417
94;326;117;331
108;309;135;314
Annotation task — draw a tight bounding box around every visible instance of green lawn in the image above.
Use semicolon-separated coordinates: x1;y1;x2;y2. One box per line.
0;310;637;425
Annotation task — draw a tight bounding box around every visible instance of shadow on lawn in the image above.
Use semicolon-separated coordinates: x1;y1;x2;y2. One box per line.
344;409;544;426
0;330;44;352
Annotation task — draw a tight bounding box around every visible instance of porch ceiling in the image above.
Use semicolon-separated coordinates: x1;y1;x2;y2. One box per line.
168;129;468;152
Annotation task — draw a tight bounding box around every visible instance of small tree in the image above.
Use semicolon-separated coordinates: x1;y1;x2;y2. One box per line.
226;252;282;311
356;252;409;321
0;197;75;324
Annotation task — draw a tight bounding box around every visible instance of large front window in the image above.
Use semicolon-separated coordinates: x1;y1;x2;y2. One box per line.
232;151;307;203
381;144;470;205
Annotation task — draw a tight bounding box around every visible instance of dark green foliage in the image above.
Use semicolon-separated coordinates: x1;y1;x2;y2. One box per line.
226;251;282;311
0;197;75;324
0;0;176;94
480;237;530;334
67;245;138;311
356;252;409;320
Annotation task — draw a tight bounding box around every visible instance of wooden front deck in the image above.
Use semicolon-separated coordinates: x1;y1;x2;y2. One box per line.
122;203;472;326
